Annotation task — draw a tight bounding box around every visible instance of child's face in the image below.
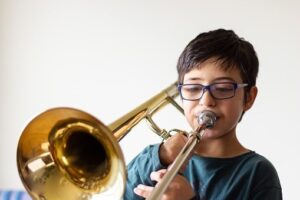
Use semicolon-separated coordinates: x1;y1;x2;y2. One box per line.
181;59;255;140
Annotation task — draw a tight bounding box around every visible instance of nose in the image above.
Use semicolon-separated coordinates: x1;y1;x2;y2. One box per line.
199;89;216;107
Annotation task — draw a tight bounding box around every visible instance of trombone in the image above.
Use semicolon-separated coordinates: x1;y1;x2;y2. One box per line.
17;82;184;200
147;110;216;200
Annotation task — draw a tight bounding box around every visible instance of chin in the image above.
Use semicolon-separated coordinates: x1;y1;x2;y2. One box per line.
201;129;222;139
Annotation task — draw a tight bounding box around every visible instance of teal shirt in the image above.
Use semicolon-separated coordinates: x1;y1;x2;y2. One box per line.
124;144;282;200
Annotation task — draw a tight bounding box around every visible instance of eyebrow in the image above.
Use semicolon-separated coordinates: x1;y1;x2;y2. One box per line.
185;76;237;82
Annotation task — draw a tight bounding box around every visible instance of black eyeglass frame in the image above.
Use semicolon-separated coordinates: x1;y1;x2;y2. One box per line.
177;82;248;101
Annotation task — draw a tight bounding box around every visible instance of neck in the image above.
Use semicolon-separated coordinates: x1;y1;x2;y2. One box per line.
194;130;249;158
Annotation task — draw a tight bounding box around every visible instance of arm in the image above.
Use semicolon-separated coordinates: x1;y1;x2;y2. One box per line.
123;144;165;200
134;169;196;200
128;133;197;200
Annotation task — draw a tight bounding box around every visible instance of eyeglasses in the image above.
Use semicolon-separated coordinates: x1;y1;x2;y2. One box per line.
177;82;248;100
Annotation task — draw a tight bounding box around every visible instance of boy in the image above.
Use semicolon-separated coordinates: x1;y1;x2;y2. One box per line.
123;29;282;200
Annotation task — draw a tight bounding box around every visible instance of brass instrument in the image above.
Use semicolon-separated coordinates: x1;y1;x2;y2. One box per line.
147;110;216;200
17;82;183;200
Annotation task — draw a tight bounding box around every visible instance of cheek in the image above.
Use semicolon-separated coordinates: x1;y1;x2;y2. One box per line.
182;101;198;128
222;99;244;123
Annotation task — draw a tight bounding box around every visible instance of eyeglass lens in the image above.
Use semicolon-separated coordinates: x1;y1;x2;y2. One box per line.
180;83;237;100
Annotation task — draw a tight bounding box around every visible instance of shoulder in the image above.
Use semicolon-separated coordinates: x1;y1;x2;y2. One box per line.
245;152;283;199
245;152;279;177
246;152;282;192
127;144;160;166
126;143;165;173
235;151;280;182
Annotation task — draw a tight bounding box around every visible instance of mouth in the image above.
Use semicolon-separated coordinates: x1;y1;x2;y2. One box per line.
197;111;218;128
198;111;220;119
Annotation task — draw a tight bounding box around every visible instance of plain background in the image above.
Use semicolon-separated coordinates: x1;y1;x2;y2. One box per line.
1;0;299;199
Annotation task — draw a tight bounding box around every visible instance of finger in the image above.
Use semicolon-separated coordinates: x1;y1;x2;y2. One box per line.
133;184;154;198
180;131;189;140
150;169;167;182
177;171;184;176
175;132;189;142
166;165;185;178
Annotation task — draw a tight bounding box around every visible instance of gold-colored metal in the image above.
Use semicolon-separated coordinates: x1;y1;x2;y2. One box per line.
17;82;183;200
147;111;217;200
110;81;183;140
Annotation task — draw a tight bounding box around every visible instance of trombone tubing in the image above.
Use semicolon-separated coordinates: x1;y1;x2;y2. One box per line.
109;82;181;141
146;126;205;200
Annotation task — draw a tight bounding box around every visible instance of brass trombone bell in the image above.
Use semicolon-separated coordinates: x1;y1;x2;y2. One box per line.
17;82;183;200
17;107;126;200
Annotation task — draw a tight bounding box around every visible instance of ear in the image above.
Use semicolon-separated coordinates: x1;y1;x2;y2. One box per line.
244;86;258;112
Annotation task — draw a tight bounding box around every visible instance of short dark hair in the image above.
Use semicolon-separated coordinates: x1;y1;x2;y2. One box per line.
177;29;259;93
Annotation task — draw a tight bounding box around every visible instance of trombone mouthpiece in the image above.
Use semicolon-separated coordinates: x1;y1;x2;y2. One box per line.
198;111;217;128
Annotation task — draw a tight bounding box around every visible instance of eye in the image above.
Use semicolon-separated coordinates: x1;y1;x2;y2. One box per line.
182;85;202;93
213;83;234;92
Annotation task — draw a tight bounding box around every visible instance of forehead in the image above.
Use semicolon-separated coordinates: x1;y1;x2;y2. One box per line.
183;59;243;83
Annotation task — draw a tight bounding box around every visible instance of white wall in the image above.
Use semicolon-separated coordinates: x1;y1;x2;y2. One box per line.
1;0;299;199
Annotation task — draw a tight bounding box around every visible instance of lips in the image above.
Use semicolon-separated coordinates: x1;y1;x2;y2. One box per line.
193;110;219;128
197;110;219;119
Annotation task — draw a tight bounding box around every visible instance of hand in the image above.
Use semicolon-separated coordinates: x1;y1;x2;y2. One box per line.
159;132;188;166
134;169;195;200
